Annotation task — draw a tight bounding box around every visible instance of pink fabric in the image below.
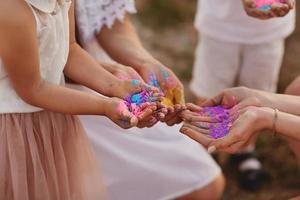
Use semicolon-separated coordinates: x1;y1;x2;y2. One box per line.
0;111;106;200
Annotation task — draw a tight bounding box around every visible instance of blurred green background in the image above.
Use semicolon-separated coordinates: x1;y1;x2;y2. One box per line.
133;1;300;199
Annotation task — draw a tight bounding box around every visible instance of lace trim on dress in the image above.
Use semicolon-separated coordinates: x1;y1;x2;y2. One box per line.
76;0;136;43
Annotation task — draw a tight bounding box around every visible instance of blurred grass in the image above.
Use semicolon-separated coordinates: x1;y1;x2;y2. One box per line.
133;0;300;199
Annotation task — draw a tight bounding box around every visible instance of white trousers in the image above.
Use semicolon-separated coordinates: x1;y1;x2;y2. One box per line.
190;34;285;98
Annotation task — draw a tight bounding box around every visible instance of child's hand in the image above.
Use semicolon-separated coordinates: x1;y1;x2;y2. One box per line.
112;64;145;82
138;61;185;105
242;0;295;19
104;97;154;129
113;79;162;101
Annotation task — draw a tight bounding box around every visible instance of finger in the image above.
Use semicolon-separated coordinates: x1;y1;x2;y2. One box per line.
271;3;289;17
162;111;177;123
183;123;210;135
166;115;182;126
285;0;295;9
137;115;156;128
180;126;213;147
137;107;156;120
154;112;166;120
119;113;138;128
146;118;159;128
218;141;247;154
230;97;261;114
244;0;256;8
139;102;156;110
186;103;202;112
189;121;211;129
208;131;241;152
183;113;217;123
201;96;221;107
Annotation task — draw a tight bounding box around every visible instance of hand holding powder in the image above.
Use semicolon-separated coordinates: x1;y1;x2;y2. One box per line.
199;106;233;139
254;0;285;10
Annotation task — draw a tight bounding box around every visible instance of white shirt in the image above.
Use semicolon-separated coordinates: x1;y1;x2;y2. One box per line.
195;0;295;44
0;0;70;113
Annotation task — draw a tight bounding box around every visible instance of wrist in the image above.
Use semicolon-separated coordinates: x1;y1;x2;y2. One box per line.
255;107;275;130
101;96;112;116
132;55;160;72
110;80;125;99
96;96;110;116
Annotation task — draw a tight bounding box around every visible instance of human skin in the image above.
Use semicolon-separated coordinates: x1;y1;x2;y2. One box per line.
0;0;159;129
242;0;295;19
96;17;186;127
180;87;300;158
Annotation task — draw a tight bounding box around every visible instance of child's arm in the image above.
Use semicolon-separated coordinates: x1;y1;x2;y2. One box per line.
0;0;138;128
64;3;157;99
97;16;186;125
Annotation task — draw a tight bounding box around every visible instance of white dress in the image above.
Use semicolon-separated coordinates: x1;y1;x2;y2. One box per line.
75;1;221;199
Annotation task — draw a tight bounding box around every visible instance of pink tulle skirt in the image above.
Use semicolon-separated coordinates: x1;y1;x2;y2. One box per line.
0;111;106;200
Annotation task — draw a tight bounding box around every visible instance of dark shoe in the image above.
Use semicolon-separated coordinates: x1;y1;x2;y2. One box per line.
229;152;269;192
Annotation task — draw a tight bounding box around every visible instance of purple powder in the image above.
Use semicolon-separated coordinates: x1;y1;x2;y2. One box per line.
125;90;157;117
200;106;233;139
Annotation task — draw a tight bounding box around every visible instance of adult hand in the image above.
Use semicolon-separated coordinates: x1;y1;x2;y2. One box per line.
180;87;271;150
242;0;295;19
207;106;274;154
202;87;268;112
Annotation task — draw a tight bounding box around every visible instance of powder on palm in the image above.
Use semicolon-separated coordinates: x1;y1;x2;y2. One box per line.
200;106;233;139
125;90;157;117
254;0;285;10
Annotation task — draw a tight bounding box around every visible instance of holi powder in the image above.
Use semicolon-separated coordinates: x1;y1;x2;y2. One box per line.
148;73;160;89
125;90;157;117
199;106;233;139
254;0;285;10
160;68;177;89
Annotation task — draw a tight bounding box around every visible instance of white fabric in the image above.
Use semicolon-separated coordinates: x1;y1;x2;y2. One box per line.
196;0;295;44
75;0;136;43
75;39;222;200
190;35;284;98
74;1;222;198
0;0;70;113
81;115;221;200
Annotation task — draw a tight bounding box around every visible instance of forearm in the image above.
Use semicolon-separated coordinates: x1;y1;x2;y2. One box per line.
64;43;121;97
260;108;300;141
256;89;300;116
25;80;109;115
276;111;300;141
96;16;157;71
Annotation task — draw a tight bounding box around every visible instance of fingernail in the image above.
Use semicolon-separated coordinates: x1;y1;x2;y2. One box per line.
208;146;216;154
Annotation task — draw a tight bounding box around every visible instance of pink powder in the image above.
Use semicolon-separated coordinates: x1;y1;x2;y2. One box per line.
255;0;284;7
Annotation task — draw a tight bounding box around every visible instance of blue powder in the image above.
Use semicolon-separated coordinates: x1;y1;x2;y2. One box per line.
148;74;160;89
258;5;272;10
131;79;140;86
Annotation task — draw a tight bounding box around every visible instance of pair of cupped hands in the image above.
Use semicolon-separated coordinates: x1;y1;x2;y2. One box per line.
180;87;274;155
242;0;295;19
102;61;185;129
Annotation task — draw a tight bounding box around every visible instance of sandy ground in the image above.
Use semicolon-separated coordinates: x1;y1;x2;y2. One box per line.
133;1;300;199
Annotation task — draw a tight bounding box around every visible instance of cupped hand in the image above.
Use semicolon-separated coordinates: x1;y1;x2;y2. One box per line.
104;97;139;129
242;0;295;19
202;87;265;112
206;106;274;153
138;60;185;126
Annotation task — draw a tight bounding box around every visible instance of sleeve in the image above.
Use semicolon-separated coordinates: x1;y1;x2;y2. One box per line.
76;0;137;43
